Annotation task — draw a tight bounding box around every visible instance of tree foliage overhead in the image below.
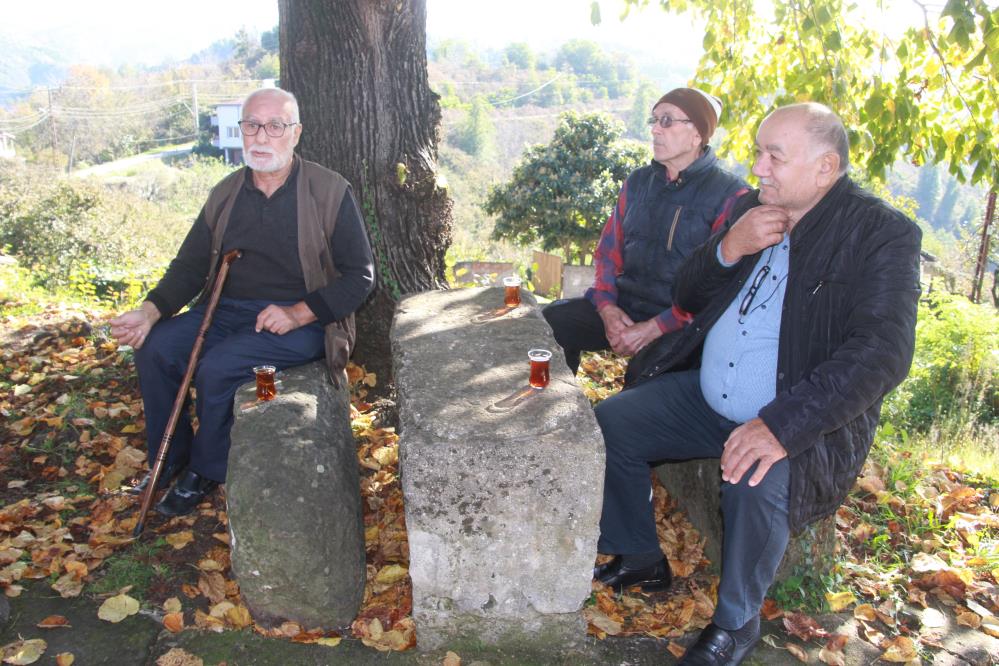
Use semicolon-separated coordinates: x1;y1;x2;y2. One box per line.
483;112;649;264
616;0;999;187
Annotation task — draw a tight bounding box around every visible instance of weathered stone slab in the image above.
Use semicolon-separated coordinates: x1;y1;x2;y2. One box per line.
655;461;835;582
227;360;365;629
392;287;605;649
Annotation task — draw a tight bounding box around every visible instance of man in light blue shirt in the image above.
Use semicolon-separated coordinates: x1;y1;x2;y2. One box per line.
592;103;921;666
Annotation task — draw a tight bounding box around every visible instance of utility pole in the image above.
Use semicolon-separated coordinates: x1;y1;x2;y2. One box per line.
970;190;996;304
192;82;200;142
47;87;57;166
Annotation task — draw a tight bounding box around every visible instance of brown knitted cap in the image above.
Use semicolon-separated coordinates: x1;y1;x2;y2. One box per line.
654;87;722;146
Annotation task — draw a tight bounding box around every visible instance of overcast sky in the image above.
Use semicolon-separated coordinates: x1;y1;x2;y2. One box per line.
1;1;702;69
2;0;925;76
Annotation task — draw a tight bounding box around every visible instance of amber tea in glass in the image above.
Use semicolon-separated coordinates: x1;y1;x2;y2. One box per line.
502;276;522;307
253;365;277;401
528;349;552;389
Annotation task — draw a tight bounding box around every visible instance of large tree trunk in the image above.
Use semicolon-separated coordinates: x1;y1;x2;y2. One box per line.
279;0;453;381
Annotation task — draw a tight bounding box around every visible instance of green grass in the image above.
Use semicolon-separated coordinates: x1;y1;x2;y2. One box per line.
90;537;171;600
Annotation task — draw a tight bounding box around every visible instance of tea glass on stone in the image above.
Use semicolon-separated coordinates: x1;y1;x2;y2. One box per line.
253;365;277;401
502;276;522;307
528;349;552;388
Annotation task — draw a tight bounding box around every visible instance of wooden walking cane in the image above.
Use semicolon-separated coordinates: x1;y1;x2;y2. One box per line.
133;249;242;537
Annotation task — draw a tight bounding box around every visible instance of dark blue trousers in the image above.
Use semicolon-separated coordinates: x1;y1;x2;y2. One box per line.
594;369;791;630
134;297;325;482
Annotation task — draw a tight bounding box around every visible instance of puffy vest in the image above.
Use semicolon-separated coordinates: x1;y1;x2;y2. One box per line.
615;148;746;321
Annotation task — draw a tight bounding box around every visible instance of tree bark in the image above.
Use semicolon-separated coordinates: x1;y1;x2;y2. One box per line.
279;0;453;381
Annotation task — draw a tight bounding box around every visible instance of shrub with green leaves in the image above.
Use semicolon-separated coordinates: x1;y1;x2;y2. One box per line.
883;292;999;431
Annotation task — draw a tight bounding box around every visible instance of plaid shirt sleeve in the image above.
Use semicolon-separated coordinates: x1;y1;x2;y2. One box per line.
585;184;628;311
651;187;749;333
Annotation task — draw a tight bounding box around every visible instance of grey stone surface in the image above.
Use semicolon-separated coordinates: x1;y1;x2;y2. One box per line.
655;460;836;582
227;360;365;630
392;287;605;650
561;264;596;299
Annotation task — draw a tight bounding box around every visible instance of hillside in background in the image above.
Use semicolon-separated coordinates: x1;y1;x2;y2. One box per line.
0;24;991;284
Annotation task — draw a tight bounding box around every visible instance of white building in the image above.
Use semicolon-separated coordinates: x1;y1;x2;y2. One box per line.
0;132;15;159
211;101;244;165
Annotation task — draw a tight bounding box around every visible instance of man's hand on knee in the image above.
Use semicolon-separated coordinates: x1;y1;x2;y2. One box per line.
614;319;663;356
255;302;317;335
720;417;787;487
597;304;634;351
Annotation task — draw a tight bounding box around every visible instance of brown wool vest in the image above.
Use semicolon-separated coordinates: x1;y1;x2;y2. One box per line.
200;155;354;387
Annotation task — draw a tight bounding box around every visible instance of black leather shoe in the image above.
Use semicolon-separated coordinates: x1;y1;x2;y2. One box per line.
679;617;761;665
125;464;180;495
155;470;219;517
594;555;623;581
595;556;671;593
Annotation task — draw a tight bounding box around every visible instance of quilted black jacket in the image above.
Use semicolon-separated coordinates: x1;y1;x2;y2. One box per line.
636;175;922;532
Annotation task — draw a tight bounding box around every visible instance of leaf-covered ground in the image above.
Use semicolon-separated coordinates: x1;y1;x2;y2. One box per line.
2;306;998;665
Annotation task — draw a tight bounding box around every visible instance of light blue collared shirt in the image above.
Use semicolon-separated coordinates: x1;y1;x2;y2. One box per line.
700;236;789;423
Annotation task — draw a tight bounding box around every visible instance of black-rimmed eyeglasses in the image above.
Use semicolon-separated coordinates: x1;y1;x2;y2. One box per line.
238;120;300;138
738;264;772;320
647;115;694;129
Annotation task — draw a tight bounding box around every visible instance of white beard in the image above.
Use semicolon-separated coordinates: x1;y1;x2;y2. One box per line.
245;146;291;173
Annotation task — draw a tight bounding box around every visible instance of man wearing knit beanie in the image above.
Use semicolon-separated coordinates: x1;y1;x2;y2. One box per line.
543;86;747;387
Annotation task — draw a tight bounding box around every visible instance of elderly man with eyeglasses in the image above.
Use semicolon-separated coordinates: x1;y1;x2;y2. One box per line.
110;87;374;516
593;103;921;665
543;87;748;384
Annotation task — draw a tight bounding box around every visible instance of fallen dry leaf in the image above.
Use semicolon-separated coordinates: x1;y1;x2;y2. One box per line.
163;612;184;633
163;597;182;613
36;615;70;629
880;636;918;662
783;612;829;642
818;646;846;665
54;654;74;666
164;531;194;550
97;593;140;623
825;591;856;612
442;651;461;666
155;648;204;666
1;638;47;665
315;637;341;647
785;642;808;662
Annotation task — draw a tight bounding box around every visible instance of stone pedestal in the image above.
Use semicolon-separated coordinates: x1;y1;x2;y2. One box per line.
655;461;836;582
392;288;604;649
227;360;365;629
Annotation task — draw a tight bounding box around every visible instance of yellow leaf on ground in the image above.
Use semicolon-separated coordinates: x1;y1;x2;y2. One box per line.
162;597;182;613
154;647;204;666
374;564;408;587
54;654;74;666
443;650;461;666
1;638;47;665
225;604;252;629
316;637;341;647
121;424;142;433
825;591;856;612
165;531;194;550
208;601;234;619
97;593;140;623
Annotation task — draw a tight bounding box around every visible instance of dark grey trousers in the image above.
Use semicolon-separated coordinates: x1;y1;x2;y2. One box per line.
594;369;791;630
